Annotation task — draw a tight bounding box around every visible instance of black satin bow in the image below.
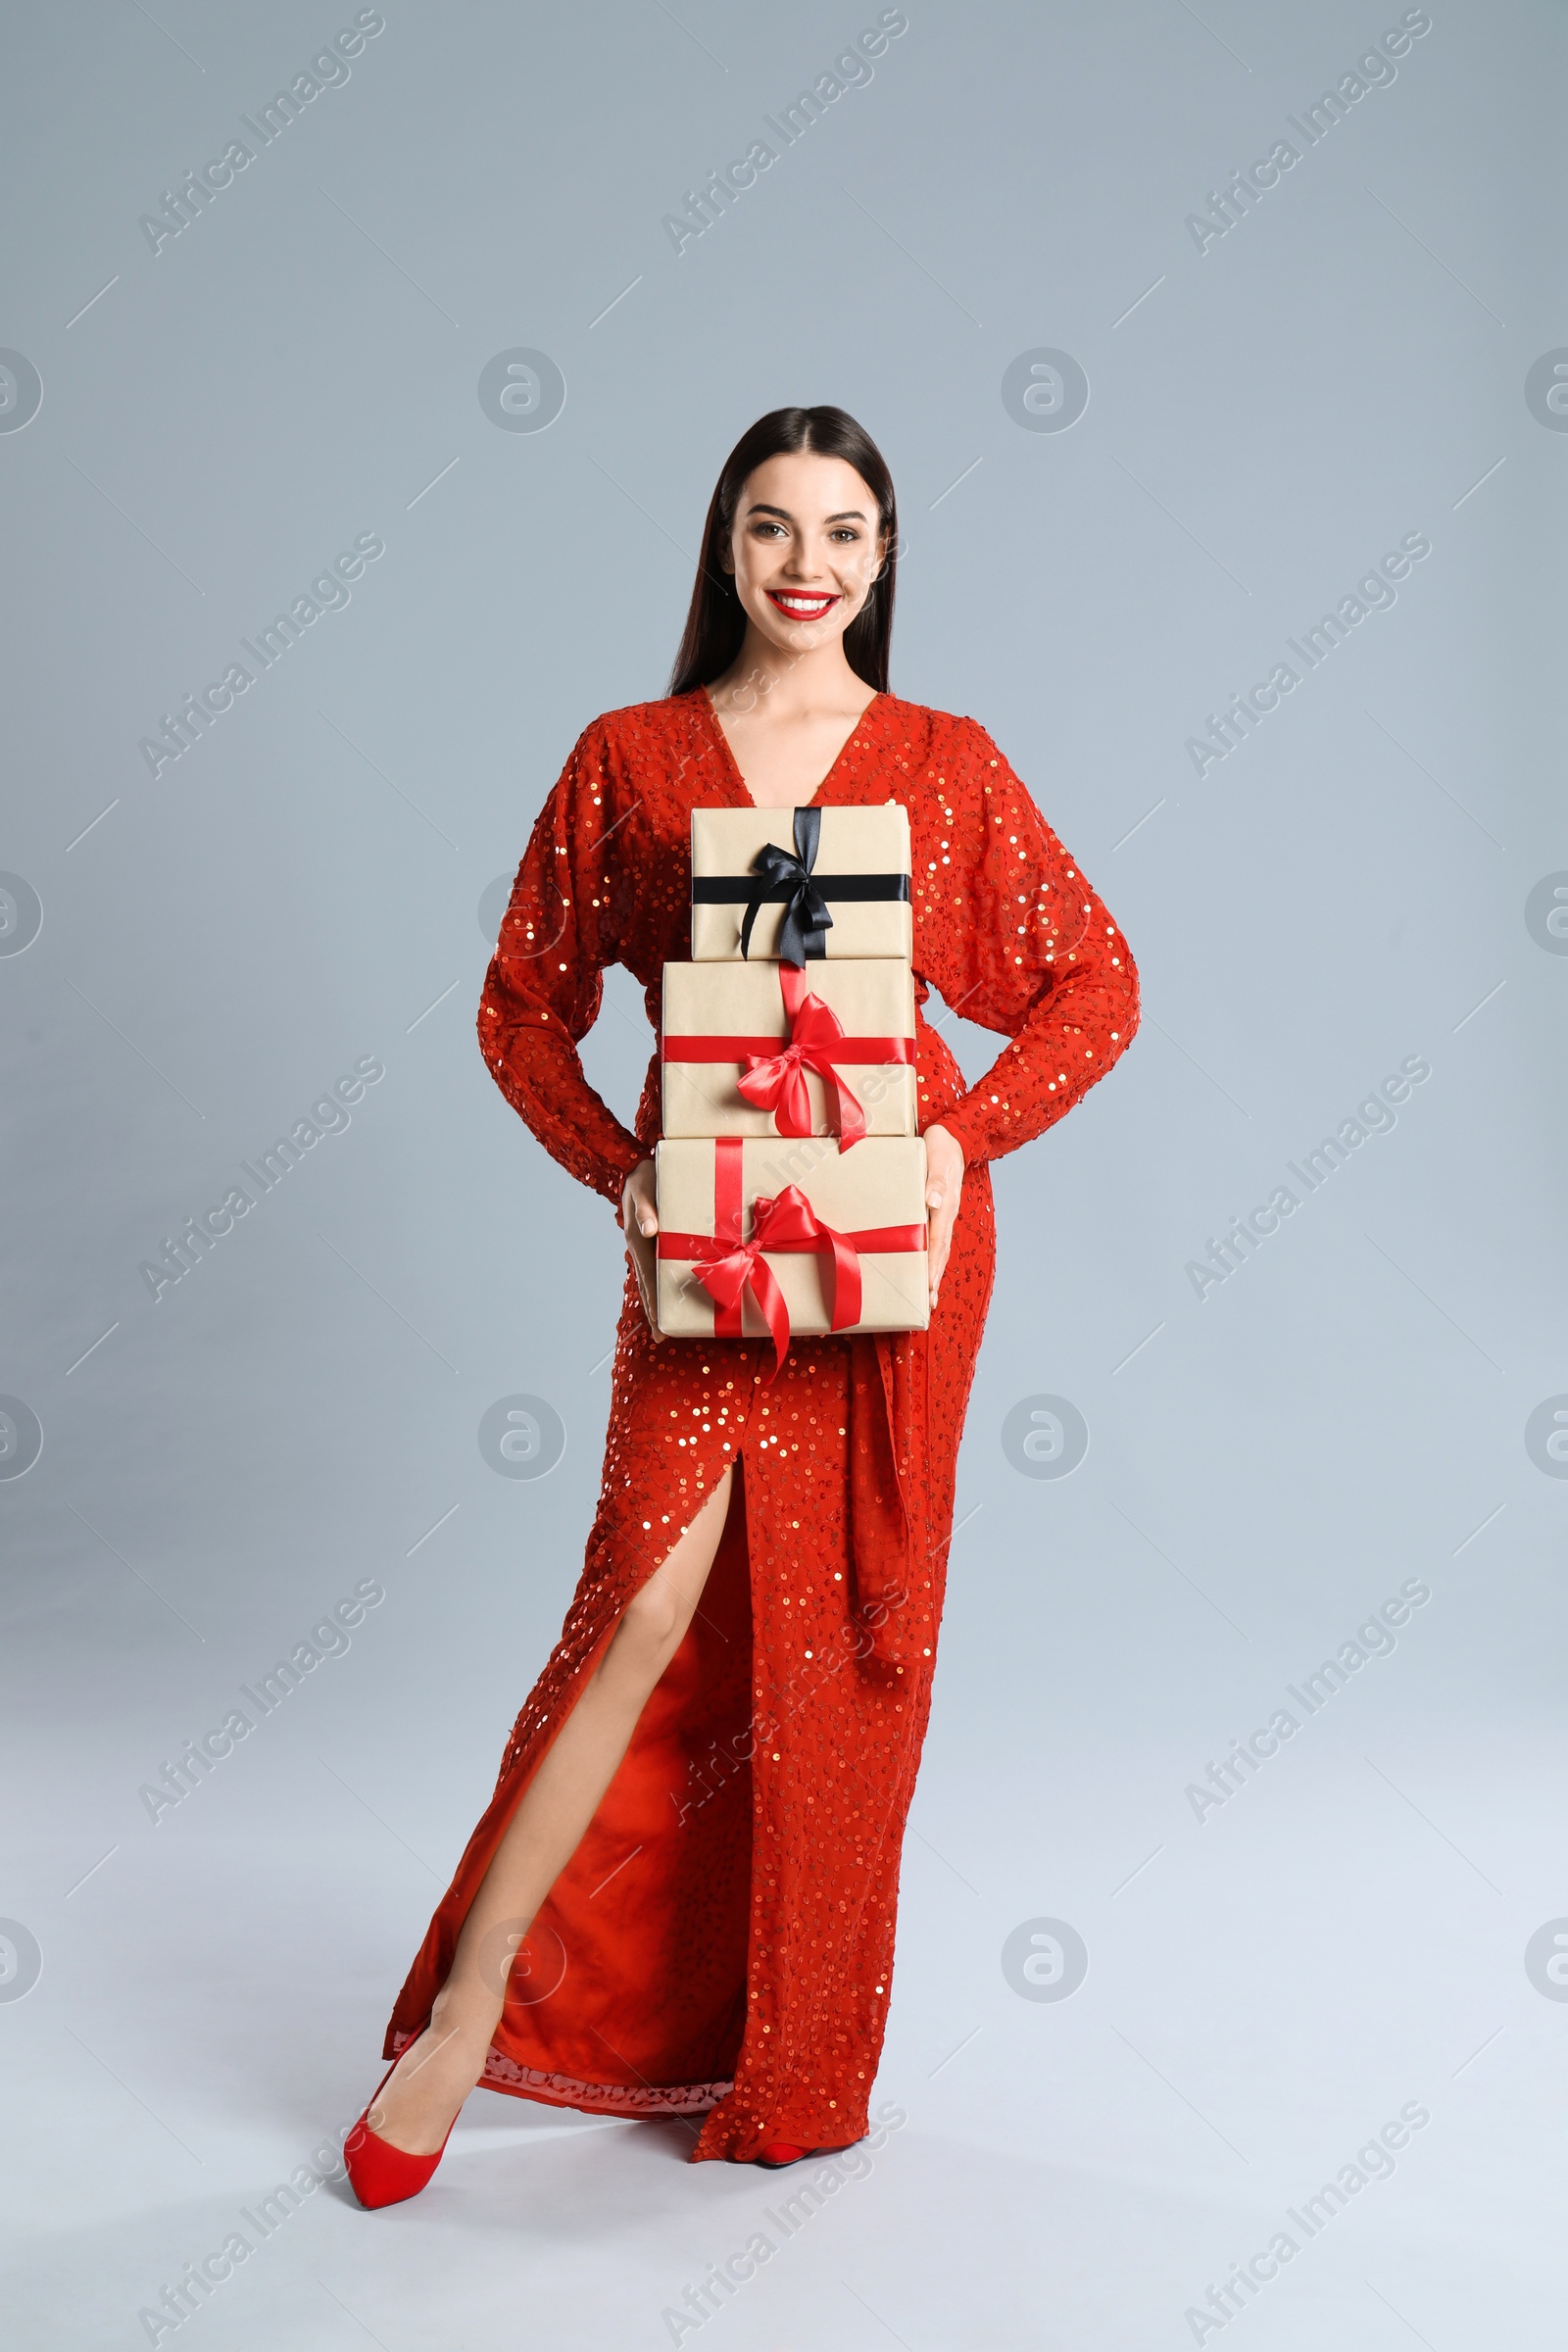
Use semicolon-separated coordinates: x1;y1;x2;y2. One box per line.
740;808;833;966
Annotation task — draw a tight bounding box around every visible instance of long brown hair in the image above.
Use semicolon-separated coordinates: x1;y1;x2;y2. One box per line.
668;406;898;697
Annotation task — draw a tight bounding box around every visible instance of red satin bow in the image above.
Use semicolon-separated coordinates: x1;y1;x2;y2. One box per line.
735;964;868;1148
689;1183;863;1378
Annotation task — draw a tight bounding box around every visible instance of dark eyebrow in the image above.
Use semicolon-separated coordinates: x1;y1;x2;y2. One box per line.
743;502;869;524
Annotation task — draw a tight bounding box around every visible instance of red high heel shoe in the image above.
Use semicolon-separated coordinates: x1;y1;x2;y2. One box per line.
756;2136;858;2167
344;2057;458;2209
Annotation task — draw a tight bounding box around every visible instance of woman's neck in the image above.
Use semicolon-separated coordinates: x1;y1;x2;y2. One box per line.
707;628;876;721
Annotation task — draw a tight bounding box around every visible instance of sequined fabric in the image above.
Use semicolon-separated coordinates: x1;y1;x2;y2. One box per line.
384;690;1139;2162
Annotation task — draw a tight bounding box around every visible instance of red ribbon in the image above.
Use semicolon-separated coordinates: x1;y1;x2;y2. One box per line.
657;1139;924;1378
738;965;865;1146
662;964;911;1151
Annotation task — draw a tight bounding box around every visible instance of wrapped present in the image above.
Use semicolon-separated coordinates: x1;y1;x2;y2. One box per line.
690;803;912;963
656;1135;928;1365
662;957;916;1145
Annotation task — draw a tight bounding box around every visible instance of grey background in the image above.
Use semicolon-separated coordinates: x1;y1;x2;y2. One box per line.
1;2;1562;2344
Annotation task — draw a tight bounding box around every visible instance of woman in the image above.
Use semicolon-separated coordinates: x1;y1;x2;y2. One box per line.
345;405;1139;2203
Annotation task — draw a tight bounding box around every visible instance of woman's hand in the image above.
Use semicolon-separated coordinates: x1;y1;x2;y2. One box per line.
621;1157;658;1239
923;1123;965;1309
621;1159;662;1340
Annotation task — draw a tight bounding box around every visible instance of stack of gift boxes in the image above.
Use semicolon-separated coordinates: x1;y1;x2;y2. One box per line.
646;803;928;1363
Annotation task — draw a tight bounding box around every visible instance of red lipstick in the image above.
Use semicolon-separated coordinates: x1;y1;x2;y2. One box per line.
765;590;840;620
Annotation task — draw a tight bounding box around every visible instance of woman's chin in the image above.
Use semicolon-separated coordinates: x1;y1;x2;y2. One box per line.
748;611;844;656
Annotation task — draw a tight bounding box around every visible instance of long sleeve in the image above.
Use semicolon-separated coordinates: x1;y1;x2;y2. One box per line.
477;721;645;1207
916;716;1140;1165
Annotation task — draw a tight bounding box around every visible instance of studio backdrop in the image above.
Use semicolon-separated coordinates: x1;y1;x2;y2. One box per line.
1;3;1561;2346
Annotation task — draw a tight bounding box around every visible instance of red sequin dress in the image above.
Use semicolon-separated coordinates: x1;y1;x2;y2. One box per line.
385;689;1139;2161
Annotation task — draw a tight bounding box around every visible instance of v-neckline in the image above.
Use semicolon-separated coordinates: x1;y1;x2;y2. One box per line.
695;685;883;811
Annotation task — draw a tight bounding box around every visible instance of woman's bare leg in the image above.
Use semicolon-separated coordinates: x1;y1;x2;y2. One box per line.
368;1468;734;2154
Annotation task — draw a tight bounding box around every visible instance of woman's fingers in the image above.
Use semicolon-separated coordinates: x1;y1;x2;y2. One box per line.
927;1192;957;1304
920;1122;966;1309
621;1160;660;1238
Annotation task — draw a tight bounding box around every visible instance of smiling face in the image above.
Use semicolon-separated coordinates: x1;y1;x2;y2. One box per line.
720;449;886;659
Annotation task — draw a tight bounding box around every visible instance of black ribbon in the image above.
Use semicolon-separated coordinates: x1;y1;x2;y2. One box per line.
742;808;830;966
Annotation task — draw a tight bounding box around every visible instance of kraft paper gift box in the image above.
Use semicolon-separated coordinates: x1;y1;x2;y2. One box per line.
689;803;912;963
655;1134;929;1347
661;956;917;1144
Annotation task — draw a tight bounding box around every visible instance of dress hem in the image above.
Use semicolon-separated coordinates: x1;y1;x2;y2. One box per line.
387;2026;732;2120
